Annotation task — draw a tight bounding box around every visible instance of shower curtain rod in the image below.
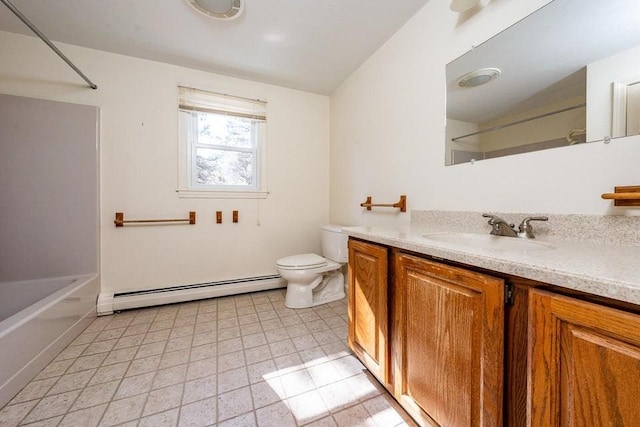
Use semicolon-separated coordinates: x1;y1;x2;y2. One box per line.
451;103;585;142
1;0;98;89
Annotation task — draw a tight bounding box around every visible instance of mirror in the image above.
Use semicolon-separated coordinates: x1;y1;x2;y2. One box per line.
445;0;640;165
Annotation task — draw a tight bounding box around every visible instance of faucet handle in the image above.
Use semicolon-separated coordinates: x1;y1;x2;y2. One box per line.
482;213;502;223
482;213;513;227
518;216;548;238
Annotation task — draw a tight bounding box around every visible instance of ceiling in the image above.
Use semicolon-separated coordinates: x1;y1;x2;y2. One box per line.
0;0;430;95
446;0;640;124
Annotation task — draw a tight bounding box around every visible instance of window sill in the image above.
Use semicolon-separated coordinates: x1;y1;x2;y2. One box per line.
176;189;269;199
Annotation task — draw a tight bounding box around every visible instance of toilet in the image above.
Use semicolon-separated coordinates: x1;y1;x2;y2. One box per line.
277;225;348;309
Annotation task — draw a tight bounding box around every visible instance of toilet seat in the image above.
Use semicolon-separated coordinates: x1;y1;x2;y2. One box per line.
277;253;327;270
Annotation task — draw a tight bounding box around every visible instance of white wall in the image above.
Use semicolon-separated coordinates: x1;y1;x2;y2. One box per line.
588;43;640;140
1;31;330;293
330;0;640;226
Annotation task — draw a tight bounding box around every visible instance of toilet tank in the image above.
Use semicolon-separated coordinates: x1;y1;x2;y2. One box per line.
321;225;348;263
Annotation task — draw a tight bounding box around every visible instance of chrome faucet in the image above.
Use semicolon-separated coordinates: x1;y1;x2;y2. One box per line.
483;214;518;237
483;214;549;238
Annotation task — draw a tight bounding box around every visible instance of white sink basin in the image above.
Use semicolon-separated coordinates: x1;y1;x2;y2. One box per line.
422;232;555;252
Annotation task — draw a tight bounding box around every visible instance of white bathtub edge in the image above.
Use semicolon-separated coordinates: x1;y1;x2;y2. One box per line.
0;275;99;408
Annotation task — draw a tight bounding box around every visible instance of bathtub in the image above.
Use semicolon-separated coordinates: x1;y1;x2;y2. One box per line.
0;274;100;408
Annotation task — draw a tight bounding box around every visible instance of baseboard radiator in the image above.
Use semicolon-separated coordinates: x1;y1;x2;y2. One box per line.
97;275;285;316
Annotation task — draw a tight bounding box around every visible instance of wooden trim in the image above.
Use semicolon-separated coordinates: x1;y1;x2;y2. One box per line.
504;284;529;427
527;290;558;426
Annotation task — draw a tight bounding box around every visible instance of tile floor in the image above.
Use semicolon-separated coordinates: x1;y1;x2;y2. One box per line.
0;289;415;427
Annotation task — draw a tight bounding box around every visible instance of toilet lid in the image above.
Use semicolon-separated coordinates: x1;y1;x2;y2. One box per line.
277;253;327;269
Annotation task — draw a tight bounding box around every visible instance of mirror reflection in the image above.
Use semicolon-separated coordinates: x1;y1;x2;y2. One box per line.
445;0;640;165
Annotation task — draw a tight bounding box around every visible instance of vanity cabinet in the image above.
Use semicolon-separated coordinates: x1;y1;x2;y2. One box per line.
347;239;389;385
393;253;505;427
528;289;640;426
347;237;506;426
347;237;640;426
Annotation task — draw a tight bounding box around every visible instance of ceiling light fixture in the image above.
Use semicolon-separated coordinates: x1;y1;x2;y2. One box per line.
450;0;480;12
184;0;244;20
456;68;501;88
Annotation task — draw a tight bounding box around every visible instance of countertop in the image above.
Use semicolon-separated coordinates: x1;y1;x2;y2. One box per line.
344;225;640;306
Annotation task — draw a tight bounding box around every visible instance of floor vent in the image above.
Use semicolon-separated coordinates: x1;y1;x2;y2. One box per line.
97;275;285;315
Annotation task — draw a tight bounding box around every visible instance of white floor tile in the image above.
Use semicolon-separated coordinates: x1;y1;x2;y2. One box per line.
138;407;179;427
89;361;129;385
255;401;296;427
217;386;253;422
183;374;217;405
250;381;282;409
99;393;147;426
178;397;217;427
217;411;256;427
2;290;414;427
59;403;108;427
70;380;119;411
142;383;183;417
22;390;81;424
217;367;249;393
0;400;38;427
288;389;331;425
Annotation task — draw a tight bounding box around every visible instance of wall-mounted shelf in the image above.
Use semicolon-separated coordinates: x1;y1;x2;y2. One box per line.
114;211;196;227
601;186;640;207
360;195;407;212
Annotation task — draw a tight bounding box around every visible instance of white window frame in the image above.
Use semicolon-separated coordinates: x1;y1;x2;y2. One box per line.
177;86;268;199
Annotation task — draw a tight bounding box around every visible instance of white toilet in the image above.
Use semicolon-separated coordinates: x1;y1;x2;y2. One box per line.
277;225;348;309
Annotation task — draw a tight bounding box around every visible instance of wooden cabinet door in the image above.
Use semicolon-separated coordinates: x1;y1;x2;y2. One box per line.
529;289;640;426
394;253;504;427
348;239;388;385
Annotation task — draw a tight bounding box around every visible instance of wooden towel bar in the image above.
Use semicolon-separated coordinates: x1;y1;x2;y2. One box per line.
114;211;196;227
601;186;640;207
360;195;407;212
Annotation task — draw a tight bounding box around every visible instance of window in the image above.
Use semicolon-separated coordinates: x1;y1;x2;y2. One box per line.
178;86;267;198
